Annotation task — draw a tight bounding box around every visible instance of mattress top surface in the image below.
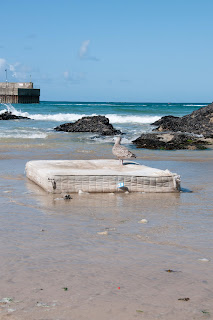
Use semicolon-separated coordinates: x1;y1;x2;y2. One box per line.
26;160;177;177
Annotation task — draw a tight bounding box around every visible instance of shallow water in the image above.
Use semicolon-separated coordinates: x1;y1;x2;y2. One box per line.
0;101;212;319
0;137;213;319
0;101;209;143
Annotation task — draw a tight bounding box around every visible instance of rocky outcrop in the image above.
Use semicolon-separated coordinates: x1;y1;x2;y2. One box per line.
133;103;213;150
152;103;213;138
0;111;30;120
132;132;210;150
54;115;121;136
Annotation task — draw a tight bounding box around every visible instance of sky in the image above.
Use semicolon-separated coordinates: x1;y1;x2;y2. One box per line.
0;0;213;102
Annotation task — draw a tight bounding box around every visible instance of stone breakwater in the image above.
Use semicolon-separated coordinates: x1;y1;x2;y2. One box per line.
54;115;122;136
133;103;213;150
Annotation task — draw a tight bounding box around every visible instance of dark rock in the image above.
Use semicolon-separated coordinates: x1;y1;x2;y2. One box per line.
0;111;30;120
132;132;210;150
152;103;213;138
54;115;121;136
151;115;180;129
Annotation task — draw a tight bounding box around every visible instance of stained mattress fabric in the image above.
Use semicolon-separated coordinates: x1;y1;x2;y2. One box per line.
25;160;181;193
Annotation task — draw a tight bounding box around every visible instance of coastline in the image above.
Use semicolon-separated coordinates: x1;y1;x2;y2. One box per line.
1;0;213;315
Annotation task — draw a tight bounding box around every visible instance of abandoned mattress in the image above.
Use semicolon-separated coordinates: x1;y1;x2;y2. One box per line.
25;159;181;193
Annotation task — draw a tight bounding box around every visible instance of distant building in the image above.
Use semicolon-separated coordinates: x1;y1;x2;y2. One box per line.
0;82;40;104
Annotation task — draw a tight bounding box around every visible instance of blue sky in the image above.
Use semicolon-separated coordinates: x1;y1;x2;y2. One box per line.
0;0;213;102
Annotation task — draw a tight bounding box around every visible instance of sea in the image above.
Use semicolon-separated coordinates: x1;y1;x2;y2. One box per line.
0;101;209;143
0;101;213;319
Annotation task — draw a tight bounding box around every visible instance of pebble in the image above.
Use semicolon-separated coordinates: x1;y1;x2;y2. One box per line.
54;197;64;201
36;302;50;308
138;219;148;224
198;258;210;262
0;298;13;303
97;231;109;235
78;190;89;194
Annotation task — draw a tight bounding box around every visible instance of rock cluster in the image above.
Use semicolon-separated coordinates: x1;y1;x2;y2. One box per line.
152;103;213;138
133;132;209;150
133;103;213;150
0;111;30;120
54;115;121;136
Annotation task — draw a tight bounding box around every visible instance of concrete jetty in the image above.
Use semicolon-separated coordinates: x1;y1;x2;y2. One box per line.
0;82;40;104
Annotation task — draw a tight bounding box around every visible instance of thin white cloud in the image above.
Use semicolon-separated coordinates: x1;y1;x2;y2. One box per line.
79;40;99;61
9;62;21;78
79;40;90;58
63;70;86;83
0;58;32;81
0;58;6;69
63;71;70;80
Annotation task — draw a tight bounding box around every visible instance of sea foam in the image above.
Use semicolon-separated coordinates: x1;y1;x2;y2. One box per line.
1;104;160;124
183;104;207;107
0;132;47;139
30;113;160;124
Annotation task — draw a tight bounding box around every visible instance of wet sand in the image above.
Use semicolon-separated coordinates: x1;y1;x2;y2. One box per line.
0;142;213;319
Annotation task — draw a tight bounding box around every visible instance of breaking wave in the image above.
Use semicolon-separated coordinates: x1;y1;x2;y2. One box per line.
0;132;47;139
183;104;207;107
1;104;160;124
105;114;160;124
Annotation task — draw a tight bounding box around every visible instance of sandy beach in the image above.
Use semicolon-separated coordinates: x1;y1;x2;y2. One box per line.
0;139;213;320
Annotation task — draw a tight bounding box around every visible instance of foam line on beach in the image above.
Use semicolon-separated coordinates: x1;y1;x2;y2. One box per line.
0;130;48;139
0;133;47;139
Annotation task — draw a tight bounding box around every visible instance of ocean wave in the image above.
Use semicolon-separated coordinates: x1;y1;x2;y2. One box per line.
0;108;7;114
1;104;160;124
30;113;93;121
0;132;47;139
105;114;160;124
183;104;207;107
30;113;160;124
90;136;137;144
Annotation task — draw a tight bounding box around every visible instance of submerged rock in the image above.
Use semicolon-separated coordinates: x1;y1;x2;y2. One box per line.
54;115;121;136
152;103;213;138
0;111;30;120
132;132;210;150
